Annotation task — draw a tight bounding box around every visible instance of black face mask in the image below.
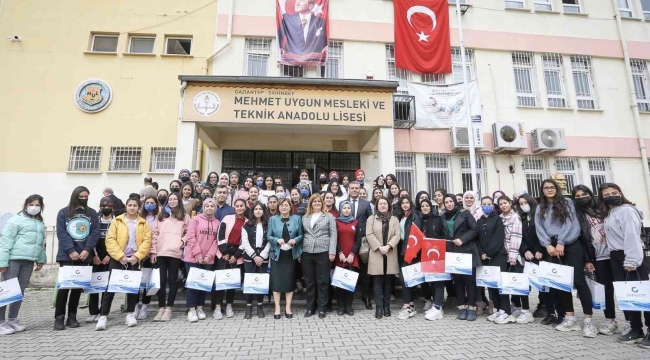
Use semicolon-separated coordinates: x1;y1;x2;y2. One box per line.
170;188;180;193
456;201;463;208
78;198;88;207
180;176;190;183
158;196;167;205
575;197;591;207
319;178;327;184
604;195;623;207
201;195;210;200
100;207;113;216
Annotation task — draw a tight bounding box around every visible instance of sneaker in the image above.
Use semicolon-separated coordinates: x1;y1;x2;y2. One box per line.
424;307;444;321
555;318;581;332
153;308;165;322
196;308;206;320
95;316;107;331
583;321;597;338
487;311;500;322
494;313;516;324
187;309;199;323
136;304;148;320
638;333;650;349
515;311;535;324
423;300;433;312
0;323;15;335
512;309;522;319
160;307;172;322
213;308;223;320
226;305;235;318
397;306;413;320
618;329;643;344
6;320;25;332
125;314;137;327
598;320;619;335
86;314;98;323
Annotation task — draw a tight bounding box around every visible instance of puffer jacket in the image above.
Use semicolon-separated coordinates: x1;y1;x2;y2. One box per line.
104;214;152;262
0;212;47;267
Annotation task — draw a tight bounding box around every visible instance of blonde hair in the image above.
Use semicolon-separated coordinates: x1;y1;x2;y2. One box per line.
305;194;326;216
277;198;294;215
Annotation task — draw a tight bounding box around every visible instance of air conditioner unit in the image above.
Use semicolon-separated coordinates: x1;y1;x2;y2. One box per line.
531;128;567;154
450;126;484;152
492;122;527;153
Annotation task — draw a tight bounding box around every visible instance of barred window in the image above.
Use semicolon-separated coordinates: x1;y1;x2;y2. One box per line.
281;64;304;78
554;157;581;191
321;41;343;79
426;154;452;194
542;53;569;108
571;55;599;110
512;52;540;107
631;59;650;112
395;153;416;195
588;158;613;195
386;44;411;92
244;38;272;76
109;147;142;172
421;73;446;85
460;155;487;197
68;146;102;172
451;48;476;84
523;156;550;198
150;147;176;173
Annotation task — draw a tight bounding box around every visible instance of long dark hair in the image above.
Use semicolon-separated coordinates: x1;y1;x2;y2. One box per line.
387;183;401;204
517;193;538;220
22;194;44;221
246;201;269;226
385;174;397;185
264;175;275;191
538;179;572;224
158;192;186;221
598;182;636;216
571;185;605;219
206;172;219;187
140;195;159;217
328;180;343;197
375;196;393;215
398;196;414;219
67;186;91;218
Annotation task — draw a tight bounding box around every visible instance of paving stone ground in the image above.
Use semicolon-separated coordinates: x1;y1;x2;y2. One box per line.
2;288;649;359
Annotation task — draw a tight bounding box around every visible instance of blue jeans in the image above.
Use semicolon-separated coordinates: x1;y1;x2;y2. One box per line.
185;262;211;308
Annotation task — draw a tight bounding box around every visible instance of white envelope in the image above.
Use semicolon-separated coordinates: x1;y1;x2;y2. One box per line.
331;267;359;292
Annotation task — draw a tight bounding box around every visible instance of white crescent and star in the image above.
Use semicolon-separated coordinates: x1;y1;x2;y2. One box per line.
406;6;437;43
312;3;324;16
408;235;418;248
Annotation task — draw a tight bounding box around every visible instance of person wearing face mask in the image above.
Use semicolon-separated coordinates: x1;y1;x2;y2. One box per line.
85;197;115;324
193;181;207;199
255;175;265;190
462;191;488;314
317;173;328;190
178;169;191;184
233;177;253;203
334;201;361;316
573;185;620;337
184;198;220;323
275;185;287;200
134;195;158;319
294;169;320;197
600;183;650;348
54;186;100;330
0;195;47;335
241;202;271;319
455;194;464;209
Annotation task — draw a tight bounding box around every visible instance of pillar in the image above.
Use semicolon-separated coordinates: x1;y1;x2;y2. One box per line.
377;127;396;176
175;121;198;174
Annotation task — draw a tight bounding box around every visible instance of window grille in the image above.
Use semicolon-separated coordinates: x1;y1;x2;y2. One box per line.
460;155;487;197
554;157;582;191
562;0;582;13
150;147;176;173
588;158;613;195
68;146;102;172
386;44;411;92
281;64;305;78
395;153;416;195
542;53;569;108
421;73;446;85
426;154;452;195
109;147;142;172
451;48;476;84
512;52;540;107
321;41;343;79
631;59;650;112
523;156;550;198
571;55;599;110
244;38;272;76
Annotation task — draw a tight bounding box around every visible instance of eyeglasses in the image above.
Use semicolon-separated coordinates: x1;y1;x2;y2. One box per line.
542;187;556;191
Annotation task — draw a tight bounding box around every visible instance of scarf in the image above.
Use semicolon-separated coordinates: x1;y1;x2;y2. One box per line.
463;190;483;221
202;198;216;220
500;211;523;263
377;210;391;222
443;194;459;220
336;200;356;223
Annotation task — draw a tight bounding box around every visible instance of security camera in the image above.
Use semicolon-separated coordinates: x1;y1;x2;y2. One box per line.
7;35;21;42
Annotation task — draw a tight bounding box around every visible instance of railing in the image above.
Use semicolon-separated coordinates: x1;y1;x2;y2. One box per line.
393;94;416;129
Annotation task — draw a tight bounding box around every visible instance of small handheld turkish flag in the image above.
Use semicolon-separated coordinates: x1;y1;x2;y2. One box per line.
394;0;451;74
421;239;446;273
404;224;424;264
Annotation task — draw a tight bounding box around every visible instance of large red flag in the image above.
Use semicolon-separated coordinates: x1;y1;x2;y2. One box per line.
404;224;424;264
394;0;451;74
421;238;446;273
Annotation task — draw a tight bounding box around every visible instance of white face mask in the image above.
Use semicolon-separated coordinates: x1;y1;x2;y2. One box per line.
520;204;530;213
276;193;286;199
26;205;41;216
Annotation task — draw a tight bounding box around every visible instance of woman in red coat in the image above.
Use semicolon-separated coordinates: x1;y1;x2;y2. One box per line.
334;200;361;316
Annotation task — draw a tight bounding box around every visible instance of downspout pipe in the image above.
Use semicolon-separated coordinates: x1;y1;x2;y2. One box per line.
202;0;234;75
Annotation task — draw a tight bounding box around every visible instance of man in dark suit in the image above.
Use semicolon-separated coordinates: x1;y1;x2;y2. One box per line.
348;181;374;309
279;0;328;57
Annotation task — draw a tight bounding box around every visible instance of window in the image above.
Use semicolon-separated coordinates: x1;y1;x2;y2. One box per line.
631;59;650;112
244;38;271;76
541;53;569;108
128;36;155;54
554;157;582;191
534;0;552;11
512;52;540;107
618;0;633;17
68;146;102;172
395;153;416;195
165;37;192;55
642;0;650;19
386;44;411;92
523;156;550;198
150;147;176;173
448;0;468;3
588;158;613;194
506;0;525;9
91;34;118;52
571;56;599;110
562;0;582;13
421;73;446;85
281;65;304;77
109;147;142;172
451;48;476;84
460;155;487;197
321;41;343;79
426;154;452;194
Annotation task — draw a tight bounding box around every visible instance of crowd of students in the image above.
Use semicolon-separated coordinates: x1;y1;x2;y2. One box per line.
0;168;649;349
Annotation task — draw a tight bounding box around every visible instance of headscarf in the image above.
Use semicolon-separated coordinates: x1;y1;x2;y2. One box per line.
336;201;356;223
328;171;340;182
443;194;459;219
201;198;217;219
178;169;190;181
419;199;434;219
414;191;431;211
354;169;366;186
463;190;483;221
219;173;229;186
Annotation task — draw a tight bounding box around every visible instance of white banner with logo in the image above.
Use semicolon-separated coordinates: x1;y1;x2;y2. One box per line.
85;271;109;294
214;269;241;290
524;262;549;292
243;273;270;295
331;266;359;291
107;269;142;294
408;81;482;129
539;261;574;292
401;263;425;288
499;273;530;296
614;281;650;311
476;266;501;288
56;266;92;289
0;278;23;308
186;267;216;292
445;253;473;275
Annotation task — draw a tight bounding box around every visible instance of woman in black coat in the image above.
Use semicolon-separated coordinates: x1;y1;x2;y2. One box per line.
440;194;479;321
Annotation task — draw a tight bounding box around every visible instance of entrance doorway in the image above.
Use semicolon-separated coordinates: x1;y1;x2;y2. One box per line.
221;150;360;188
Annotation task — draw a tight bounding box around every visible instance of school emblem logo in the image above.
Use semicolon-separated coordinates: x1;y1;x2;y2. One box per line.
74;79;112;113
193;91;220;116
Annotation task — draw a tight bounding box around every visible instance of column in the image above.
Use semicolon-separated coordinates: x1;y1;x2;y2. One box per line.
377;127;396;176
175;121;198;175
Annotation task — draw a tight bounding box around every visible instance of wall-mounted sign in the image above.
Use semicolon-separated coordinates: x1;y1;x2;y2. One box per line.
193;91;221;116
74;78;112;113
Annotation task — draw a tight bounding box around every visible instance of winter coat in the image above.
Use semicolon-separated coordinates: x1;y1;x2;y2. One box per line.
0;212;47;267
104;214;152;262
56;207;100;264
151;214;190;259
366;214;400;275
476;212;506;259
442;210;481;268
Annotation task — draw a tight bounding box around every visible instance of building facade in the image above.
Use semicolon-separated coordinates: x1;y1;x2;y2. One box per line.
2;0;650;248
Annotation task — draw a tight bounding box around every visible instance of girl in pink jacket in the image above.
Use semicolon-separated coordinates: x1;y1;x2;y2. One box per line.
184;198;220;322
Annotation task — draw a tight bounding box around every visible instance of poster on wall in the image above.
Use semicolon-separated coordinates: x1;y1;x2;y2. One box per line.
408;81;482;129
276;0;329;66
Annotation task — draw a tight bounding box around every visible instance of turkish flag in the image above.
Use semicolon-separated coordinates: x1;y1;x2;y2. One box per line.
404;224;424;264
421;238;446;273
394;0;451;74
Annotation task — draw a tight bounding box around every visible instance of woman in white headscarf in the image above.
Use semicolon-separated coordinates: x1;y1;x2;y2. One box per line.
463;190;483;221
